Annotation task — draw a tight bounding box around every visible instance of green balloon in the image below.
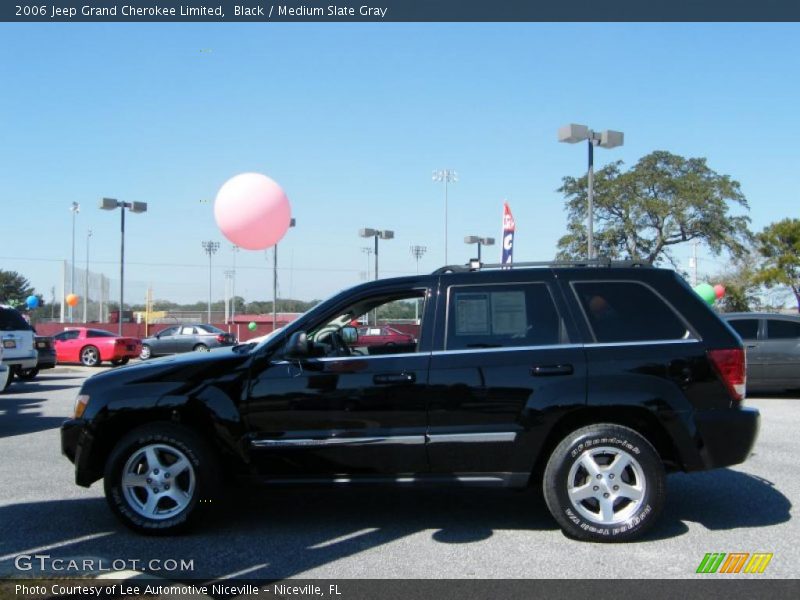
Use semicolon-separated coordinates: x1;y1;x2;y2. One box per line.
693;283;716;306
248;322;257;331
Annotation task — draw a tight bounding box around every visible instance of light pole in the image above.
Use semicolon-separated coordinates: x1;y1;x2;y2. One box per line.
100;198;148;335
272;218;296;331
83;229;92;323
464;236;495;263
410;245;427;322
201;241;220;324
558;124;624;259
359;228;395;325
432;169;457;264
69;202;79;322
230;245;239;322
361;246;373;280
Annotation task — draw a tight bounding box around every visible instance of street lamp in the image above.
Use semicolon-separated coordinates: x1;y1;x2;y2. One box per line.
360;246;373;280
100;198;148;335
272;218;296;330
230;245;239;322
410;245;427;322
464;236;495;262
558;124;624;259
359;228;395;326
83;229;92;323
201;241;220;323
432;169;457;264
69;202;79;323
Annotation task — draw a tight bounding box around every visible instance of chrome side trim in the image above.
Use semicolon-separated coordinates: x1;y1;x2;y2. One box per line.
431;344;582;356
584;339;700;348
251;435;424;448
427;432;518;443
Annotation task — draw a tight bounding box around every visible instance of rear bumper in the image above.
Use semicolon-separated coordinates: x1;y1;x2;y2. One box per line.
61;419;99;487
2;351;38;370
693;406;760;470
36;350;57;370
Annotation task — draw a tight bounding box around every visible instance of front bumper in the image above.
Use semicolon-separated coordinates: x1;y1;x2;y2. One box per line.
693;406;760;470
61;419;99;487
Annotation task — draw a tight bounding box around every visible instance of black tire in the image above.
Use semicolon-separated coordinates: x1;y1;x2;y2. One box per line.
140;344;152;360
543;423;665;543
103;423;219;535
193;344;209;352
111;358;130;366
18;367;39;380
80;345;101;367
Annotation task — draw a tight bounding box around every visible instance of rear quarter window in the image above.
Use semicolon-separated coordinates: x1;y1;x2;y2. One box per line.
573;281;690;343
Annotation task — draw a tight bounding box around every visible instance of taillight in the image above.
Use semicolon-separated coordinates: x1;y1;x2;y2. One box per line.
707;348;746;403
216;334;226;343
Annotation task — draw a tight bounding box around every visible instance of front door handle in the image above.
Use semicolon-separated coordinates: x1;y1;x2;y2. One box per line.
746;344;758;349
530;364;574;377
373;372;416;384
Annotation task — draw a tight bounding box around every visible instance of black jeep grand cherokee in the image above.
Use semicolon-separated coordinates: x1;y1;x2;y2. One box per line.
62;260;759;542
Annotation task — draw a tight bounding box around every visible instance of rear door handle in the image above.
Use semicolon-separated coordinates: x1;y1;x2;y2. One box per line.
530;364;574;377
373;372;416;384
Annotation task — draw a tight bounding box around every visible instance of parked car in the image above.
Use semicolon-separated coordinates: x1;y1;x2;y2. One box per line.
139;324;236;359
62;260;758;542
53;328;141;367
0;304;37;388
722;312;800;392
18;335;57;380
354;326;417;347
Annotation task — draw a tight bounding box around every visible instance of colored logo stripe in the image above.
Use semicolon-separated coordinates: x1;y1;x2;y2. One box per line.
720;553;749;573
744;553;773;574
696;552;773;574
697;553;726;573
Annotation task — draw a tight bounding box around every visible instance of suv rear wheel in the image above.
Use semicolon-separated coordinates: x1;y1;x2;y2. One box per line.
103;423;219;534
543;423;665;542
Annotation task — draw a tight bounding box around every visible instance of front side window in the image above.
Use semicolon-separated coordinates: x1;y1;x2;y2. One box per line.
766;319;800;340
446;283;563;350
573;281;689;343
728;319;759;340
158;327;179;337
56;330;80;341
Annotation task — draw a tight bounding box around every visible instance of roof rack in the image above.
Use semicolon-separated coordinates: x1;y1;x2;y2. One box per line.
432;258;653;274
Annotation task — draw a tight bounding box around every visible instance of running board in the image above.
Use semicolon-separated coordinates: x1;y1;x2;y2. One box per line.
250;473;530;488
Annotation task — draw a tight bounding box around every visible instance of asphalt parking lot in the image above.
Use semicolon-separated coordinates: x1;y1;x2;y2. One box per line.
0;368;797;580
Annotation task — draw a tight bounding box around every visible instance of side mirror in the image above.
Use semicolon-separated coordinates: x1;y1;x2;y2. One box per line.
284;331;309;359
341;325;358;345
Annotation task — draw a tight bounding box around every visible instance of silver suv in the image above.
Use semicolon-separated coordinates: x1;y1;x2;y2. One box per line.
0;304;37;389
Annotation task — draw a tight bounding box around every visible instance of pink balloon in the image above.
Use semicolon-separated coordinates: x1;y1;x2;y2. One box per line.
214;173;292;250
714;284;726;299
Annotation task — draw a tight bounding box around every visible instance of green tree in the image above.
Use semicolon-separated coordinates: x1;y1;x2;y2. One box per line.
755;218;800;312
557;151;752;265
0;270;39;308
715;252;763;313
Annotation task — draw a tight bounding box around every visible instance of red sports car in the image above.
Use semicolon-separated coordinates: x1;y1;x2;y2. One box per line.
53;328;141;367
354;326;417;347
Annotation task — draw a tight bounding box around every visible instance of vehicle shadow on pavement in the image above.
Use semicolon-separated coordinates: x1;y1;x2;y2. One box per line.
0;397;66;438
0;488;552;580
0;472;789;579
3;383;81;395
650;468;791;540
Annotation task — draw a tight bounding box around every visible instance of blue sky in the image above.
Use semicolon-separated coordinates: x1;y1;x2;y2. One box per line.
0;23;798;307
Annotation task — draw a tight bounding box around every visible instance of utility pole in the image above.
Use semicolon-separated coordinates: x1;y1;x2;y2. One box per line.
201;241;220;323
83;229;92;323
410;245;427;322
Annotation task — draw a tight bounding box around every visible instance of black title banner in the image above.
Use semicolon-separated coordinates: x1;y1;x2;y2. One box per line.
3;0;800;22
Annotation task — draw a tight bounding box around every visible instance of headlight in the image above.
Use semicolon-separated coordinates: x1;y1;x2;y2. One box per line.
73;394;90;419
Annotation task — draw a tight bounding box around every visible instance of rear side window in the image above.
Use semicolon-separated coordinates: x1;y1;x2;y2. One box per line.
728;319;759;340
766;319;800;340
87;329;115;338
0;308;31;331
573;281;689;343
447;283;563;350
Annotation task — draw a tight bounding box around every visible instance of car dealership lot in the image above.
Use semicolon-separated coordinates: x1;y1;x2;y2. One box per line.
0;370;798;580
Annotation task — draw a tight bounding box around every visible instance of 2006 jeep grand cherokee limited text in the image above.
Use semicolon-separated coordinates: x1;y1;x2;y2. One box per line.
61;260;759;542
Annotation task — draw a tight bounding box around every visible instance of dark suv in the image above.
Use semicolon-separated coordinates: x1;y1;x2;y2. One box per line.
61;261;759;542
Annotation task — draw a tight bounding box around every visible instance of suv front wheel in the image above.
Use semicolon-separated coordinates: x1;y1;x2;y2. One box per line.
543;424;665;542
103;423;219;534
